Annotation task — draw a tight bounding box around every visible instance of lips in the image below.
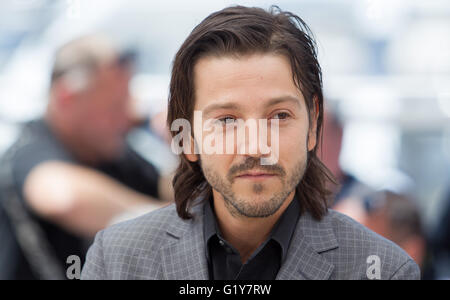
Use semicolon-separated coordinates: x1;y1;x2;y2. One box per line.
235;170;278;179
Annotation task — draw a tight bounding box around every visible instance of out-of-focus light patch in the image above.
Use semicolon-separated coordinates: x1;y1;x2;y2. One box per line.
371;167;415;193
443;126;450;163
42;0;124;45
0;47;48;122
386;19;450;74
437;91;450;118
318;33;369;75
0;0;125;123
340;121;401;189
129;74;170;119
0;1;46;31
108;0;228;14
338;83;416;189
412;0;450;14
354;0;407;38
339;84;400;120
8;0;46;11
0;122;20;156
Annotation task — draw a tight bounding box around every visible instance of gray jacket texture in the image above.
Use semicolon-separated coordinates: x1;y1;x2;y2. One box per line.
81;201;420;280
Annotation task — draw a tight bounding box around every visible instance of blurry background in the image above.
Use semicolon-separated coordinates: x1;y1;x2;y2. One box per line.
0;0;449;278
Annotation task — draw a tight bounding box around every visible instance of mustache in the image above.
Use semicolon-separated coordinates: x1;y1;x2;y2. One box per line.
227;157;286;182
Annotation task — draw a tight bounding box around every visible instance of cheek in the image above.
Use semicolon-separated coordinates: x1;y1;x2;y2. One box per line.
277;125;309;163
200;153;234;174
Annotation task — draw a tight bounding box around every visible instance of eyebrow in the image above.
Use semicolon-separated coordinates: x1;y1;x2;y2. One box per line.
203;102;240;117
266;96;302;109
202;95;302;116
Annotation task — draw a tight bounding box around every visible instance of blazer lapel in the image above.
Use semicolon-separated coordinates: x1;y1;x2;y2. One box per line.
276;210;339;280
160;203;209;280
159;201;338;280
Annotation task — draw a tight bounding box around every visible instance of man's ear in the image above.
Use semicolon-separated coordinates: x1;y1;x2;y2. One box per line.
185;153;199;162
184;135;199;162
53;80;75;108
307;96;319;151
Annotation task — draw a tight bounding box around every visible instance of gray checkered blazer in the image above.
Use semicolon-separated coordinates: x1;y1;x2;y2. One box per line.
81;201;420;280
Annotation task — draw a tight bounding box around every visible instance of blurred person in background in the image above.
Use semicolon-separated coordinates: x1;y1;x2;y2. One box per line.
320;106;427;274
320;103;374;223
0;34;173;280
149;109;173;145
362;191;426;273
429;187;450;279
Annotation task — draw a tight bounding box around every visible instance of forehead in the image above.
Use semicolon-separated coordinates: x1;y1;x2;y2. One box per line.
193;53;305;112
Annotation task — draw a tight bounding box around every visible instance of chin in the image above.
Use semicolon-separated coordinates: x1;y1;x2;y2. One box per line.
239;191;275;203
234;201;282;218
234;190;278;204
235;182;280;196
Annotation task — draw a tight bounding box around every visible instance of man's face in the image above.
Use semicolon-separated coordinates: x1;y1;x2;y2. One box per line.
74;63;132;161
188;53;317;218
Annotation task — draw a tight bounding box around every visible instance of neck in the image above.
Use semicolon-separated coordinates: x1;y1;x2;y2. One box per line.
212;190;295;263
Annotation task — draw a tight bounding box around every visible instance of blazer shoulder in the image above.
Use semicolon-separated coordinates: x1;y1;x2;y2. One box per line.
324;209;420;279
82;204;182;279
101;203;180;248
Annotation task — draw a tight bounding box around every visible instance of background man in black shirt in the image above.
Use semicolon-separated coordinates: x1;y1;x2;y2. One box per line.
0;35;172;279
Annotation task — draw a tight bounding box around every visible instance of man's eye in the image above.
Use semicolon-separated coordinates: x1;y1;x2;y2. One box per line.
271;112;290;120
217;116;236;125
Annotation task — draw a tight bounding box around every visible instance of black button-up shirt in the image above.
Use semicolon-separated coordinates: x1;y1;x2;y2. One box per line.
204;195;300;280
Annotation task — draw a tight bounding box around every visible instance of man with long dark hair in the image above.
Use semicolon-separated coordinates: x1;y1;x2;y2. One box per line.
82;6;419;280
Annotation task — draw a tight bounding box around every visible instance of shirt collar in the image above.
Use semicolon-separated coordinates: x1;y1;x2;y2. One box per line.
270;194;301;262
204;197;219;252
203;194;300;263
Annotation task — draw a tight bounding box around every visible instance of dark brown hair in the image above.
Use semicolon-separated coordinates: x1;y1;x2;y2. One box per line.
167;6;336;220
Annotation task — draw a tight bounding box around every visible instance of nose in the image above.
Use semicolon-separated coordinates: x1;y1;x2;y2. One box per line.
234;118;280;166
235;119;272;157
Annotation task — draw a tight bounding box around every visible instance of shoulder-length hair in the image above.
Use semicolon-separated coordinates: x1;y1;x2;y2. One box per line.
167;6;336;220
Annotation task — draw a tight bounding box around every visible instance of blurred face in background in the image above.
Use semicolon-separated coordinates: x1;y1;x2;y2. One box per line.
320;109;343;182
186;53;317;218
55;60;133;162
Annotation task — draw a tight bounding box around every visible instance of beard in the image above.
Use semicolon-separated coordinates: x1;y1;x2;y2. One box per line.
201;156;307;218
